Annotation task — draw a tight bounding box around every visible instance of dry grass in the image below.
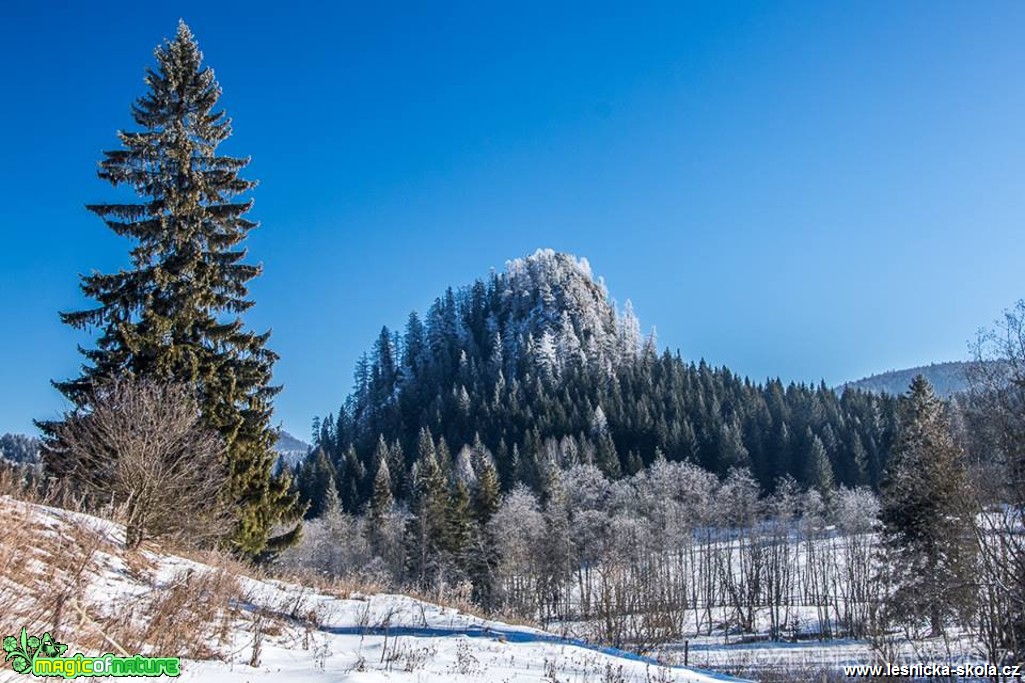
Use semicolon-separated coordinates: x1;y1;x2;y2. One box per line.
0;490;254;662
1;474;539;673
268;565;388;600
0;486;353;672
0;464;36;502
112;567;249;658
0;496;52;635
0;494;115;649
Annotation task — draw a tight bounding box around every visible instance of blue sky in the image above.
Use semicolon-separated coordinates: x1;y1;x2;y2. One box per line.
1;1;1023;439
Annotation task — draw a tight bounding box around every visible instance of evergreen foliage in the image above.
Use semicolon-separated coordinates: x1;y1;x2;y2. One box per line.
370;453;394;518
879;375;976;635
38;21;299;557
296;448;337;519
303;249;900;513
404;448;448;587
0;434;41;465
365;450;394;554
473;456;501;525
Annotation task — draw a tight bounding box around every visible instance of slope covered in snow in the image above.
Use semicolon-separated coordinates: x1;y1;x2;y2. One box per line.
0;495;743;682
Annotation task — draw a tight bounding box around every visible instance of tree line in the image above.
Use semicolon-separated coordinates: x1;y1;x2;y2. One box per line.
284;366;1023;670
303;252;903;517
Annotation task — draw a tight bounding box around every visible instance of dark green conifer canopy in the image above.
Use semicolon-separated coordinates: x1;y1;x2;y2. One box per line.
41;21;299;557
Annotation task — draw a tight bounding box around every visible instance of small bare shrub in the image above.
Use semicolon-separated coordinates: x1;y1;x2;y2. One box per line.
43;379;233;550
393;640;435;672
451;639;484;676
248;614;263;667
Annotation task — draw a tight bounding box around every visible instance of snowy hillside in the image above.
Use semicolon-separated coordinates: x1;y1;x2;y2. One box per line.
274;429;311;468
0;495;742;682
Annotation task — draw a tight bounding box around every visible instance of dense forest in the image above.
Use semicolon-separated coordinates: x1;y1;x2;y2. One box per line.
299;250;901;517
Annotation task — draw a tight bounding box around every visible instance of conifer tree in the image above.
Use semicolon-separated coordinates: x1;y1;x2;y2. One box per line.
340;446;364;513
367;453;394;553
473;458;501;525
468;456;502;607
297;448;338;519
312;249;902;505
405;450;448;587
444;480;474;569
805;433;835;494
369;454;394;521
322;474;343;523
879;376;976;636
39;22;299;557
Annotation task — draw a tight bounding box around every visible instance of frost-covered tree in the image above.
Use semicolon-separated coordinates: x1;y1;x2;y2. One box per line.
489;486;547;612
617;300;642;363
832;486;879;535
0;434;41;464
967;301;1025;662
452;445;477;488
534;331;559;379
39;22;298;557
312;247;901;515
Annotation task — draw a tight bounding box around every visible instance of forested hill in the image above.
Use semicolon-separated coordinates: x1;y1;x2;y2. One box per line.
301;249;900;517
839;361;983;398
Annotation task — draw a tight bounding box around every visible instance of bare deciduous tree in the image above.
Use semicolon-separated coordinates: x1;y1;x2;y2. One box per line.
45;379;232;550
967;301;1025;664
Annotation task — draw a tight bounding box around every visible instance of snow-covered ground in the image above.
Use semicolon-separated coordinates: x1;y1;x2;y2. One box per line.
547;529;991;680
0;496;745;682
178;584;746;682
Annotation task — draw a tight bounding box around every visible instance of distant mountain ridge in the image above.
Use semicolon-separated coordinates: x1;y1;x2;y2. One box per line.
840;361;985;398
274;430;310;468
0;430;309;468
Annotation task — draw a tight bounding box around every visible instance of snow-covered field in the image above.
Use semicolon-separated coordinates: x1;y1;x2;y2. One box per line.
0;496;744;682
546;528;993;680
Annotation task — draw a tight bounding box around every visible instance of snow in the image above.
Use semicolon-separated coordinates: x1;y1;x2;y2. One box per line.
0;496;745;683
176;590;748;681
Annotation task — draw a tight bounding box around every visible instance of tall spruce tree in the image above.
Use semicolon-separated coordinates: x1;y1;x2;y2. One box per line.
405;449;448;588
40;22;299;557
879;375;976;635
366;453;394;554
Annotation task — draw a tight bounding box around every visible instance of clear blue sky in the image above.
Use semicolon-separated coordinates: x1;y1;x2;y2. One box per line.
2;1;1023;439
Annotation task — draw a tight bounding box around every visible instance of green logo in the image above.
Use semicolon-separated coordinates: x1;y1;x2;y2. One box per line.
3;627;68;673
3;627;181;678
